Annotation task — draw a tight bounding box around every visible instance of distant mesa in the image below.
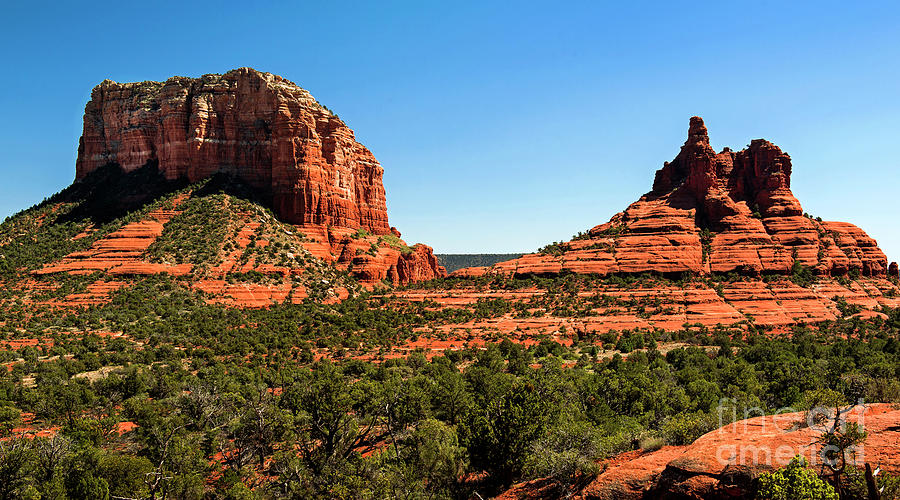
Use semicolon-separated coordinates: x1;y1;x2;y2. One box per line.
436;254;525;273
455;117;890;279
73;68;445;285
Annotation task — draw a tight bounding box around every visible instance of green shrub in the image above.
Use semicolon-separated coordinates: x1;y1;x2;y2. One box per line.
638;434;665;452
757;456;837;500
661;411;714;445
0;405;21;436
699;228;713;262
379;234;413;255
524;418;603;488
790;261;816;288
538;242;566;256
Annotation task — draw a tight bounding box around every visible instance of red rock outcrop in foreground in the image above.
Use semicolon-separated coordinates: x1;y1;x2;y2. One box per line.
500;404;900;500
587;404;900;499
73;68;444;286
458;117;888;279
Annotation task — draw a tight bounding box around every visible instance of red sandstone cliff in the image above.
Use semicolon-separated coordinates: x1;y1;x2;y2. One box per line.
458;117;888;279
74;68;444;285
77;68;389;232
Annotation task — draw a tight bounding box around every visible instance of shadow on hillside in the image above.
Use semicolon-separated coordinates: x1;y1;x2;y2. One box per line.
49;161;274;225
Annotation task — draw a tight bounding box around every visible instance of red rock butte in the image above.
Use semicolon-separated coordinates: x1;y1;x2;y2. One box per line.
458;117;892;279
76;67;389;233
71;68;446;287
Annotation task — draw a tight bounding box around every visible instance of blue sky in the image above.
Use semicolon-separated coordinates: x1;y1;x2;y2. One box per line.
1;1;898;260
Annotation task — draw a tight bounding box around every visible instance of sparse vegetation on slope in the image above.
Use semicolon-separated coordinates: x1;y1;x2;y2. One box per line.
1;268;900;498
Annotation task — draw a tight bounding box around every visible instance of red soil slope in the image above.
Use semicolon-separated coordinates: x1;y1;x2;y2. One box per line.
34;194;191;277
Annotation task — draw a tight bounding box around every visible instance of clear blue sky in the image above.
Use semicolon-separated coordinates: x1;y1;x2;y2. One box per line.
1;1;898;260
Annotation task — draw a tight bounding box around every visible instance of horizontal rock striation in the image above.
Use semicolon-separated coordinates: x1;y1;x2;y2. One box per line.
460;117;888;279
394;278;900;340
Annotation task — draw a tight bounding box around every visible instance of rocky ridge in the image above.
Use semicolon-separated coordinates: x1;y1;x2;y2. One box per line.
585;404;900;499
456;117;893;280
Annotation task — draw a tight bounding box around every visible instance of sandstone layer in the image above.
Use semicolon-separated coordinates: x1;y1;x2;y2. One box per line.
460;117;889;279
31;195;445;307
293;224;445;286
388;277;900;360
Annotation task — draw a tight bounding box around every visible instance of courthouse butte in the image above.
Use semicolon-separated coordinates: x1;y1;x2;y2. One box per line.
29;68;444;307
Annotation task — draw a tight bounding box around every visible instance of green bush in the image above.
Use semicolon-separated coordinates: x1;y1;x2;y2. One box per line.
757;456;837;500
523;418;603;487
661;411;713;445
790;261;816;287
